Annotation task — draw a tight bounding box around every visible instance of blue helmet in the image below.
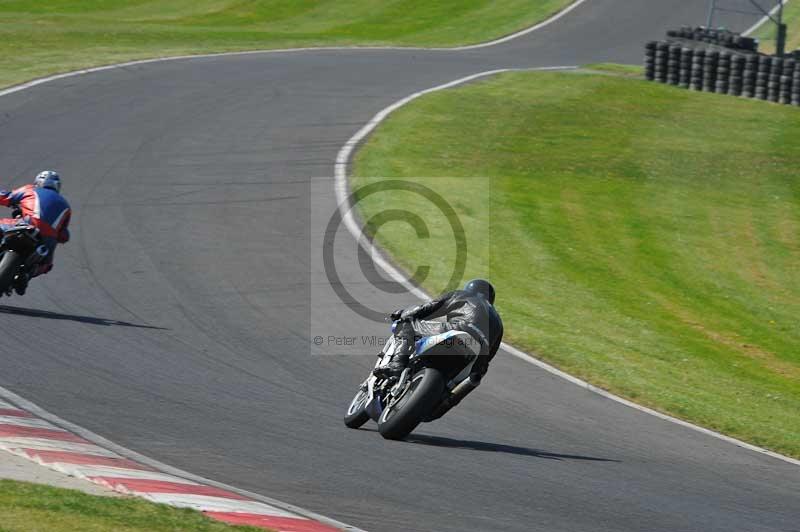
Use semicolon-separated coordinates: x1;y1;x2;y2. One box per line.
34;170;61;193
464;279;495;305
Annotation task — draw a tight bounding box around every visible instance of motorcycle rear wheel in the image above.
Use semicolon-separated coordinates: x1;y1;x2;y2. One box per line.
0;251;23;294
377;368;444;440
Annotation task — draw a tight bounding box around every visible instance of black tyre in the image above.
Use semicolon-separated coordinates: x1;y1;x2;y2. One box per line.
377;368;444;440
344;385;371;429
0;251;23;293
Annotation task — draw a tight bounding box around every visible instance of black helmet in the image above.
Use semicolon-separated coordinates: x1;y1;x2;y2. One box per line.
464;279;495;304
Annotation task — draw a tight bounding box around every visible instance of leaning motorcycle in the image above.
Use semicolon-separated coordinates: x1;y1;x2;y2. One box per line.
344;319;483;440
0;223;50;297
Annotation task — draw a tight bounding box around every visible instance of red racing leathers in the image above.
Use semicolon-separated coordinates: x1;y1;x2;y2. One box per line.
0;184;71;275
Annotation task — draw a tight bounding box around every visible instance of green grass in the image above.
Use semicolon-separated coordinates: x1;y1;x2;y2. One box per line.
752;3;800;54
0;479;266;531
351;68;800;458
584;63;645;76
0;0;571;89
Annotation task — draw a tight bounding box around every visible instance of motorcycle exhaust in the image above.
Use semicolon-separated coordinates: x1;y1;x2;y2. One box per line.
449;374;480;402
426;374;480;421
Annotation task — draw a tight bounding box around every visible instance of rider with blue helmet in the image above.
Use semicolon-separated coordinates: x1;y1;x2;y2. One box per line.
0;171;71;294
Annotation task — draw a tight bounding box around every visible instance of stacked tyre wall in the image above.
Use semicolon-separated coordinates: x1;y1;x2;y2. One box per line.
646;41;800;106
666;26;757;52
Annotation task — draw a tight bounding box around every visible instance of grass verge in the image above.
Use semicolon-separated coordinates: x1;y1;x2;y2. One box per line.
0;479;266;532
351;67;800;458
0;0;571;89
751;3;798;54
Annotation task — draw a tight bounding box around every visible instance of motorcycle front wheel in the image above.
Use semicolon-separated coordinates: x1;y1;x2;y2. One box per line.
377;367;444;440
0;251;23;294
344;385;371;429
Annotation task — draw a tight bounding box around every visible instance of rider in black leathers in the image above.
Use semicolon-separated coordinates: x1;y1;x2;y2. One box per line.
378;279;503;380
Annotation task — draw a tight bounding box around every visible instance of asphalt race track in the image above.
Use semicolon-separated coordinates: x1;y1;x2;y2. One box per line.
1;1;798;531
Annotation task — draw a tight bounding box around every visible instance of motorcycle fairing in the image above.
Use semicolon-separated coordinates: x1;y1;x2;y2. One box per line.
413;330;476;357
365;331;479;421
414;330;481;388
364;336;399;420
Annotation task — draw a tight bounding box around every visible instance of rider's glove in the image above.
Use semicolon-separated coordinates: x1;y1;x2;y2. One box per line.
400;304;424;321
390;309;404;322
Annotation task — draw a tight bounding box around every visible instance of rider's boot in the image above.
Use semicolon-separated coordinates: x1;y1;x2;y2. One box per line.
374;335;412;378
383;353;409;377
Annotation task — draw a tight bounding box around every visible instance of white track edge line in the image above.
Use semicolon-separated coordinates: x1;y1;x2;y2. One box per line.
450;0;590;50
0;439;121;457
0;416;62;429
743;0;790;36
0;0;590;100
332;68;800;469
0;5;592;529
136;493;298;517
0;386;365;532
55;464;201;484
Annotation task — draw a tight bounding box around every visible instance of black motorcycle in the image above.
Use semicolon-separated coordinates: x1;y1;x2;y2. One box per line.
344;318;483;440
0;223;50;297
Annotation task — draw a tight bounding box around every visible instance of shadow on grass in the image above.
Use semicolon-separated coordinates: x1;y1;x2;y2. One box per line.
0;305;167;330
